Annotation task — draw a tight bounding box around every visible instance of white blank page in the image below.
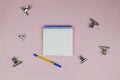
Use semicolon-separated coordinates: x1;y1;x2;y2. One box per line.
43;25;73;56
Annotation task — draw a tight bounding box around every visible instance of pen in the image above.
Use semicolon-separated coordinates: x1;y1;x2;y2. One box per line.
33;54;62;68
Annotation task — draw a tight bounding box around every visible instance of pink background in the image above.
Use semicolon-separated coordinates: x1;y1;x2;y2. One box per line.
0;0;120;80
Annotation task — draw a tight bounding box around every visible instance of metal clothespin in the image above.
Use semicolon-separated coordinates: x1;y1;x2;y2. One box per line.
89;18;99;28
99;46;111;55
12;57;23;67
21;5;32;16
79;55;87;64
18;34;26;40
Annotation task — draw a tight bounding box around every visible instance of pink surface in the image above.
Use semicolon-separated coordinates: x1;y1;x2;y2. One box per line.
0;0;120;80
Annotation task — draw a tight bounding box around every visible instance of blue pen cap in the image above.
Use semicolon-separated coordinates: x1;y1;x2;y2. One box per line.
54;62;62;68
33;54;38;57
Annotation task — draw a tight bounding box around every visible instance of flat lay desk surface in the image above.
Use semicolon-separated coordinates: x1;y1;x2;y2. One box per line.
0;0;120;80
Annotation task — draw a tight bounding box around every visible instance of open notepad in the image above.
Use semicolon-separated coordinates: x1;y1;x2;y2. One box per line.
43;25;73;56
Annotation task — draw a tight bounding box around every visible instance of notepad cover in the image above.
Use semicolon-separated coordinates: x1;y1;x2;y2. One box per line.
43;25;73;56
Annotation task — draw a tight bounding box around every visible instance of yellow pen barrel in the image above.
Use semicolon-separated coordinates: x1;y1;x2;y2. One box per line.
33;54;61;68
37;56;53;64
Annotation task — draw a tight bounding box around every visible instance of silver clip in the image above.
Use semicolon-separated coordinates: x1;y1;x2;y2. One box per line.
18;34;26;40
21;5;32;16
12;57;22;67
89;18;99;28
99;46;111;55
79;55;87;64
